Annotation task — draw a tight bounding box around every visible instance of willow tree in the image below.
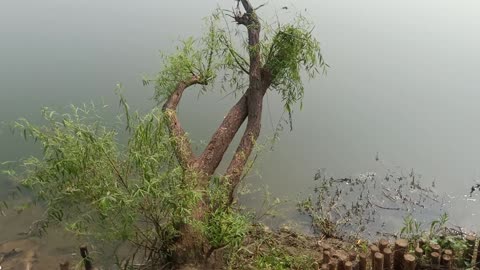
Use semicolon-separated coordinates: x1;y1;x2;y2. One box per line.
9;1;327;269
157;1;327;196
156;0;326;262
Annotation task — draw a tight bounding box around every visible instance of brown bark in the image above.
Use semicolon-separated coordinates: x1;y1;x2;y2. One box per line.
162;76;204;168
225;85;267;203
225;0;272;202
162;78;213;268
171;198;210;268
195;95;248;176
195;0;266;181
162;0;272;189
162;1;275;267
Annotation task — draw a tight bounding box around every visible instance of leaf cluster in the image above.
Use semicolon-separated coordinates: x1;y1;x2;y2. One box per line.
6;100;257;267
151;9;328;122
399;214;423;245
400;213;470;268
202;176;250;249
10;103;201;262
151;11;245;103
264;16;328;124
254;247;315;270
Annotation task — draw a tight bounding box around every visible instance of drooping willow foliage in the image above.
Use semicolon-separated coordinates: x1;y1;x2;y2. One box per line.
13;105;198;249
149;10;328;127
150;12;228;103
8;101;250;265
3;6;328;267
265;21;328;119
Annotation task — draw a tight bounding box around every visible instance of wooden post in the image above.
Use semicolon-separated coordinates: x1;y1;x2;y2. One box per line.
414;247;423;258
379;239;389;252
429;243;441;254
403;254;415;270
477;239;480;270
441;254;452;269
348;251;358;270
345;261;353;270
394;239;408;270
338;257;346;270
413;247;423;270
329;259;338;270
374;252;384;270
59;261;70;270
359;253;367;270
430;252;440;270
324;250;331;264
371;245;380;269
80;245;93;270
466;234;476;264
349;251;357;262
384;248;393;270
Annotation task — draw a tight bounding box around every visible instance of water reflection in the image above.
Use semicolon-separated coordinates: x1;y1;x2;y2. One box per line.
1;0;480;253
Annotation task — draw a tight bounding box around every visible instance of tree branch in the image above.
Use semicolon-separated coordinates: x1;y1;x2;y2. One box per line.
254;3;267;11
194;2;263;176
223;0;272;204
167;1;272;195
162;76;203;168
234;0;257;26
195;94;248;176
223;39;250;75
239;0;254;13
225;88;266;204
219;10;250;75
234;0;262;83
162;76;201;111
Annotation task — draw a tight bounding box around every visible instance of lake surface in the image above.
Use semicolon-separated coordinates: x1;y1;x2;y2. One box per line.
2;0;480;247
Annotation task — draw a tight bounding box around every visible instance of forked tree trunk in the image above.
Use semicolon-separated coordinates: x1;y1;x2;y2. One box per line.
161;0;272;268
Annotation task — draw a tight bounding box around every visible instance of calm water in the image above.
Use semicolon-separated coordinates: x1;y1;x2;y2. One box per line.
2;0;480;246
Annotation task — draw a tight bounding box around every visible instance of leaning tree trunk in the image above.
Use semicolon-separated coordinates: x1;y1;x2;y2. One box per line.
161;0;273;268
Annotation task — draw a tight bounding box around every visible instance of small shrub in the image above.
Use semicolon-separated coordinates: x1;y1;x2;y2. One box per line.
255;248;315;270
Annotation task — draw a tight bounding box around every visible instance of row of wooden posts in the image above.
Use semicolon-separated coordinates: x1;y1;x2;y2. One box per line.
58;235;479;270
319;235;478;270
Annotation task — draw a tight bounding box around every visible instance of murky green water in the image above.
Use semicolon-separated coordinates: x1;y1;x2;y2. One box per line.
1;0;480;254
